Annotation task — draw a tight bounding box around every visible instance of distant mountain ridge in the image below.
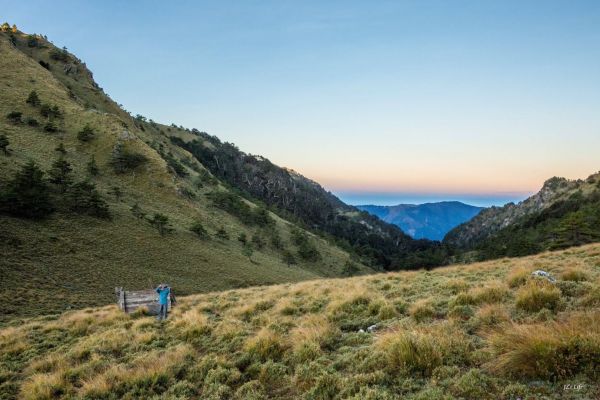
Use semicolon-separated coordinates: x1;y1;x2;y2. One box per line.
357;201;483;241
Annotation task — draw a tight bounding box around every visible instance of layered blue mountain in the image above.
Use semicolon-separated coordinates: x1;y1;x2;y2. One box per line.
357;201;483;241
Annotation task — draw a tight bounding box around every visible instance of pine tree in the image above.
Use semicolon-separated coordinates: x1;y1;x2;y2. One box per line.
0;134;9;155
55;143;66;154
242;244;254;262
48;156;73;193
150;213;172;236
109;186;123;201
190;221;209;239
67;181;110;218
130;203;146;219
77;124;95;142
86;156;99;176
0;161;53;218
11;24;17;33
26;90;41;107
282;250;297;267
216;226;229;240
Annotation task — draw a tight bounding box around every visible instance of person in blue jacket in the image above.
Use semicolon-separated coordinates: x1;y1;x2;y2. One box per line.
155;284;170;321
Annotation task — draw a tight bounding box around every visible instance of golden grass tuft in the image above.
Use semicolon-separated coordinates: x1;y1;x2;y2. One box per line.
515;280;562;312
377;322;471;377
486;312;600;379
409;299;435;322
561;268;590;282
506;267;532;288
244;328;287;361
475;304;510;327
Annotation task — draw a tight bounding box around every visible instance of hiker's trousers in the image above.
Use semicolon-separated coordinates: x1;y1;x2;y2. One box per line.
158;304;168;320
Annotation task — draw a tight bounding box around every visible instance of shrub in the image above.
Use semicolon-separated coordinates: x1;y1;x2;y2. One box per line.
282;250;297;267
25;117;39;126
0;161;53;218
39;60;50;70
486;312;600;379
216;226;229;240
342;261;360;277
190;221;209;239
515;281;562;312
6;111;22;124
237;232;247;244
561;268;589;282
26;90;41;106
77;124;95;142
291;230;321;262
251;233;265;249
43;121;58;133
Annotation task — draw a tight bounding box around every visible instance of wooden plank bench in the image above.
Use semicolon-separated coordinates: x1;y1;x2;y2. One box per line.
115;287;171;315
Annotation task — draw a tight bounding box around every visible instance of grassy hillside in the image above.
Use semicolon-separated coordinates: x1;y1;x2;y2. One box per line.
0;30;367;322
445;174;600;261
445;175;600;249
1;244;599;399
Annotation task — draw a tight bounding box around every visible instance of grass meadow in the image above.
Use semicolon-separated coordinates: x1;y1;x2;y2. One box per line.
1;244;599;399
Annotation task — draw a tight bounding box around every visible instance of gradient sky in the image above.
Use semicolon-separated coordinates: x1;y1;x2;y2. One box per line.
4;1;600;206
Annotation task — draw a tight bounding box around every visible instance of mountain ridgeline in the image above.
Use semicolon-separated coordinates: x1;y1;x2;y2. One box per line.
169;135;449;269
445;174;600;260
357;202;483;241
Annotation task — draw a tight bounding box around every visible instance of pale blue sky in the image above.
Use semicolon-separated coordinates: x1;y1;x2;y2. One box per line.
4;1;600;206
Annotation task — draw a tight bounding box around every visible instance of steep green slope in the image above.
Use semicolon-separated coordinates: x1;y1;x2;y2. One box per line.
169;135;449;270
0;29;366;322
445;173;600;260
1;244;599;399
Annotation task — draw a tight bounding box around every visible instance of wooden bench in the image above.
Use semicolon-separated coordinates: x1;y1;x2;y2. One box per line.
115;287;171;314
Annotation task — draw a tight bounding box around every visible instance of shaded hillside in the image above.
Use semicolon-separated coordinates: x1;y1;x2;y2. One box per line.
445;173;600;260
0;28;367;321
169;136;449;270
1;244;599;399
357;201;483;241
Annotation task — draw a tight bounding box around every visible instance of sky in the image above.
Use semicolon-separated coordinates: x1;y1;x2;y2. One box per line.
4;1;600;207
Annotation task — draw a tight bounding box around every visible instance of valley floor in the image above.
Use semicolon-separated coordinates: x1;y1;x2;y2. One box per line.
1;244;600;399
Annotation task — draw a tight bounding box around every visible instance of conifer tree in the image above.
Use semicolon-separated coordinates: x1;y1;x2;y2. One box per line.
26;90;41;107
0;161;53;218
0;134;9;155
48;156;73;193
86;156;99;176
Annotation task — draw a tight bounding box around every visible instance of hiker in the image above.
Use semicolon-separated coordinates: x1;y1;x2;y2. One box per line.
155;284;170;320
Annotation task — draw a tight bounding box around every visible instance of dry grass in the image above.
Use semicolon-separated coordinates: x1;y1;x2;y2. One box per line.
1;243;600;399
486;312;600;380
515;280;562;312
